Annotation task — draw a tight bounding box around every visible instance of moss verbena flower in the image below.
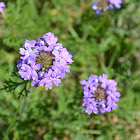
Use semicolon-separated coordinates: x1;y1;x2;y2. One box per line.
0;2;5;13
80;74;121;114
92;0;122;15
17;32;74;90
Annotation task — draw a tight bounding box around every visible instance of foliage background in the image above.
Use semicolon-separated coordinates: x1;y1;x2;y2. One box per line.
0;0;140;139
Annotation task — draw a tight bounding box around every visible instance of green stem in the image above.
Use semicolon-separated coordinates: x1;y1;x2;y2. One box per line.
3;109;18;140
108;45;119;68
3;98;26;140
82;26;91;40
99;54;110;77
69;26;80;40
93;13;109;37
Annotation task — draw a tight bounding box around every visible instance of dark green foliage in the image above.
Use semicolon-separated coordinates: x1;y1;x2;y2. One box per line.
0;0;140;139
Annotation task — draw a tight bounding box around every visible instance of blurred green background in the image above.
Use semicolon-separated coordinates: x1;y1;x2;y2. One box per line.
0;0;140;139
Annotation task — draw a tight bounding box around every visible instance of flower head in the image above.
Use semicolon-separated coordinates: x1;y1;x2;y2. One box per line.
92;0;122;15
80;74;120;114
0;2;5;13
17;32;73;90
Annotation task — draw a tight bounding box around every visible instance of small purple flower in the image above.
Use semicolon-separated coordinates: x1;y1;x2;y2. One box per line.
43;32;58;45
0;2;5;13
17;32;74;90
80;74;120;114
108;0;122;8
92;0;122;15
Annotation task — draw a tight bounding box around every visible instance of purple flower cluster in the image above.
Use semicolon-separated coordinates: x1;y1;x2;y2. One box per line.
80;74;120;114
0;2;5;13
17;32;73;90
92;0;122;15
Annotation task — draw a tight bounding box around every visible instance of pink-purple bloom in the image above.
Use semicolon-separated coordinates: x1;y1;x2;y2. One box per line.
80;74;120;114
0;2;5;13
92;0;122;15
17;32;73;90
